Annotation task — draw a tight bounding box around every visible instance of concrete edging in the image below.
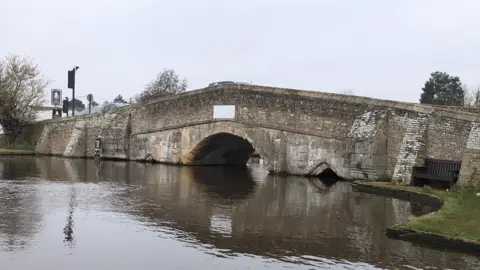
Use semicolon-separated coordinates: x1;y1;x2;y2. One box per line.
351;181;443;208
351;181;480;255
385;227;480;254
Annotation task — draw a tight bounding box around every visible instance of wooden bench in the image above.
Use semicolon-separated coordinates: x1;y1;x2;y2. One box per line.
412;158;461;189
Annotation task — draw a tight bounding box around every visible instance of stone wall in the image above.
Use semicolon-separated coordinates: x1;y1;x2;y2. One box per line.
424;115;471;160
387;110;429;184
33;107;133;158
129;121;347;176
459;121;480;186
133;86;389;140
345;110;388;180
16;85;480;185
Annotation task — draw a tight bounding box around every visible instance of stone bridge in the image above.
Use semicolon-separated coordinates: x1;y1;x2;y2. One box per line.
21;84;480;185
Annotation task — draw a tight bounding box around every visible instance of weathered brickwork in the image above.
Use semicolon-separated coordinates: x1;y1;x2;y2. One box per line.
458;121;480;186
33;108;133;159
129;121;347;176
36;120;76;155
458;149;480;186
390;112;428;184
17;85;480;185
131;88;376;141
424;115;471;160
347;111;387;139
465;121;480;150
346;110;387;179
63;120;87;157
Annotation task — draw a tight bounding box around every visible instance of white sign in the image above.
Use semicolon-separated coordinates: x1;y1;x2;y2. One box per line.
213;105;235;119
51;89;62;106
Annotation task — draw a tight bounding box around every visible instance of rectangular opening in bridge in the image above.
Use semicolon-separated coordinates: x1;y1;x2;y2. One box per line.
213;105;235;119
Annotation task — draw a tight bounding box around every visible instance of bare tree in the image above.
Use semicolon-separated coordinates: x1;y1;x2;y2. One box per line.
128;96;137;104
473;86;480;107
137;69;187;103
0;55;51;145
463;84;473;107
463;84;480;108
338;89;354;95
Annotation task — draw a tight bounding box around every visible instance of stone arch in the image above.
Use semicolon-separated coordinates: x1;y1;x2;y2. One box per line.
303;159;343;179
185;132;253;166
182;129;272;171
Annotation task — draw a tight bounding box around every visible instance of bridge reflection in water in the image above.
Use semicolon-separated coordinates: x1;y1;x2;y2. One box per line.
0;156;478;269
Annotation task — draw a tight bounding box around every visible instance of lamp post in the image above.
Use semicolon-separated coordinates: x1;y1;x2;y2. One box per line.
67;66;79;116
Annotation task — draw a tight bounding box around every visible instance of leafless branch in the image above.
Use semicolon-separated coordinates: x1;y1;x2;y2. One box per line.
338;89;354;95
137;69;187;103
463;84;480;108
0;54;50;145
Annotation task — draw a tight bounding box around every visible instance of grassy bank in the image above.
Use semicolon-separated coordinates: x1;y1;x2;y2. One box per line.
404;186;480;242
365;182;480;243
0;143;36;154
0;143;35;151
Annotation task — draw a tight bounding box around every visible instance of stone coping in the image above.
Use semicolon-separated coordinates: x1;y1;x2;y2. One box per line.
352;181;480;255
27;84;480;127
144;85;480;120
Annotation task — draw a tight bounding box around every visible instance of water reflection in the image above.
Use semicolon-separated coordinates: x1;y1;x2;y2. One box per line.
185;166;256;201
0;156;478;270
0;179;43;252
63;184;77;247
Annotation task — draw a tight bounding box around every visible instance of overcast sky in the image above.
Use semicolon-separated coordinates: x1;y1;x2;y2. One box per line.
2;0;480;104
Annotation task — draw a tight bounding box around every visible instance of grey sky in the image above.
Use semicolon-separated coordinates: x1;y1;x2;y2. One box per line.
3;0;480;104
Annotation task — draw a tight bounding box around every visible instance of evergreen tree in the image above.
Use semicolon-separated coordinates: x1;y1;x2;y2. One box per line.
113;95;128;104
68;98;85;111
420;71;464;106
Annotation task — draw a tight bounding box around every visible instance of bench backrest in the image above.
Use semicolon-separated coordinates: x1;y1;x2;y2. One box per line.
425;159;461;176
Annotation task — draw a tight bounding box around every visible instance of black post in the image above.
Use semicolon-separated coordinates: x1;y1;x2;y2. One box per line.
63;97;69;117
87;94;93;114
72;83;75;116
68;66;79;116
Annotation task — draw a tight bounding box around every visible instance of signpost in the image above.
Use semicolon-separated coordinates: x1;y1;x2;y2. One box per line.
51;89;62;106
51;89;63;119
52;108;62;119
94;138;102;158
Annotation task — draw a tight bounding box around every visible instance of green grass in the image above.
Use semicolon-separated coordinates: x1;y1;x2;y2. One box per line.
403;186;480;242
367;182;480;242
0;143;35;151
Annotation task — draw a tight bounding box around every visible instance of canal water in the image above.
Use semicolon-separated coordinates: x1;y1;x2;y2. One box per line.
0;156;478;270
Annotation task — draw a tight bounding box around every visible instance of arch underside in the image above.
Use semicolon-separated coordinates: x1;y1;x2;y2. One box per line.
186;133;255;166
305;161;342;179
